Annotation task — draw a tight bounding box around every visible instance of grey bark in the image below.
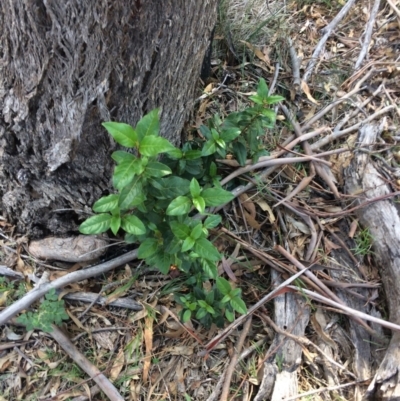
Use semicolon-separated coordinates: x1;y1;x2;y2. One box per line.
344;123;400;400
0;0;218;237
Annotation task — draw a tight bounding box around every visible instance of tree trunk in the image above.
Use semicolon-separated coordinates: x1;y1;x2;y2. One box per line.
0;0;217;238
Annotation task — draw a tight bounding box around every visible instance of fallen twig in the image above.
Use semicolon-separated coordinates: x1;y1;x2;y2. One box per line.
49;325;124;401
0;250;138;326
303;0;358;82
354;0;381;70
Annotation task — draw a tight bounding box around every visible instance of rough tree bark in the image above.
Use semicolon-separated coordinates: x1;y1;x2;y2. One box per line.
0;1;218;238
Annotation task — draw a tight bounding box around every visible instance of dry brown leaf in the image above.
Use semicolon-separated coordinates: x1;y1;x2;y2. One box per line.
220;256;237;282
110;347;125;382
255;198;276;223
243;210;261;230
238;193;256;218
301;80;319;104
240;40;269;64
349;219;358;238
324;237;341;254
204;83;213;93
165;345;194;356
143;315;154;383
311;309;338;352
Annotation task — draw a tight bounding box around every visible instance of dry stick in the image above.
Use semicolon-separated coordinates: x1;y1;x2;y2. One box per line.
354;0;381;70
49;325;124;401
287;37;301;91
310;105;395;151
269;62;280;95
276;245;384;340
301;69;374;131
261;313;357;379
0;250;138;326
303;0;358;83
386;0;400;19
288;285;400;333
220;317;253;401
282;381;361;401
201;259;313;354
217;127;328;167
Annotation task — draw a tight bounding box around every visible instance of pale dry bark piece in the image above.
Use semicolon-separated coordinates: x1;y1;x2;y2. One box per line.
29;235;108;262
254;270;310;401
344;123;400;400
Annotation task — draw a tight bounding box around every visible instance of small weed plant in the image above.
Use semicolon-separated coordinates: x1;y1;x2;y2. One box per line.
78;78;283;327
17;289;69;332
17;79;282;331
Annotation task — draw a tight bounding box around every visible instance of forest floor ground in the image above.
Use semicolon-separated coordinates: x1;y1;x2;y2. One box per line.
1;0;400;400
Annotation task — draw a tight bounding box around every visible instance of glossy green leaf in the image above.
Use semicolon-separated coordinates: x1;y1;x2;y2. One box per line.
201;259;217;279
220;127;241;142
147;252;173;274
102;122;137;148
136;108;159;141
232;142;247;166
216;277;232;295
182;309;192;323
160;177;190;197
201;140;217;156
166;196;192;216
79;213;112;234
211;129;220;141
225;309;235;322
230;297;247;314
170;221;190;240
113;160;139;190
118;179;145;210
192;196;205;214
204;215;221;229
202;188;234;207
139;136;176;157
191;224;203;240
138;238;159;259
167;148;183;159
256;78;269;99
199;125;212;140
111;151;136;165
144;162;172;177
185;150;202;160
121;215;146;235
181;236;195;252
93;194;119;213
194;238;221;261
265;95;285;105
189;178;201;198
110;215;121;235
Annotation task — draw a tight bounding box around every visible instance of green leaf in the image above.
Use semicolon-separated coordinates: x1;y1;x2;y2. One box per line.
201;140;217;156
110;215;121;235
194;238;221;261
139;136;176;157
265;95;285;105
191;224;203;240
220;127;241;142
113;160;139;190
138;238;159;259
121;215;146;235
167;148;183;159
196;308;207;320
215;138;226;149
136;108;160;141
182;309;192;323
79;214;112;234
216;277;232;295
102;122;137;148
166;196;192;216
211;128;220;141
232;142;247;166
161;177;191;197
185;150;202;160
201;259;217;279
182;236;195;252
256;78;269;99
111;151;136;164
230;297;247;314
192;196;206;214
202;188;234;207
225;309;235;322
144;161;172;177
118;179;145;210
147;252;173;274
189;178;202;198
204;215;221;229
93;194;119;213
170;221;190;240
199;125;212;140
209;162;217;178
